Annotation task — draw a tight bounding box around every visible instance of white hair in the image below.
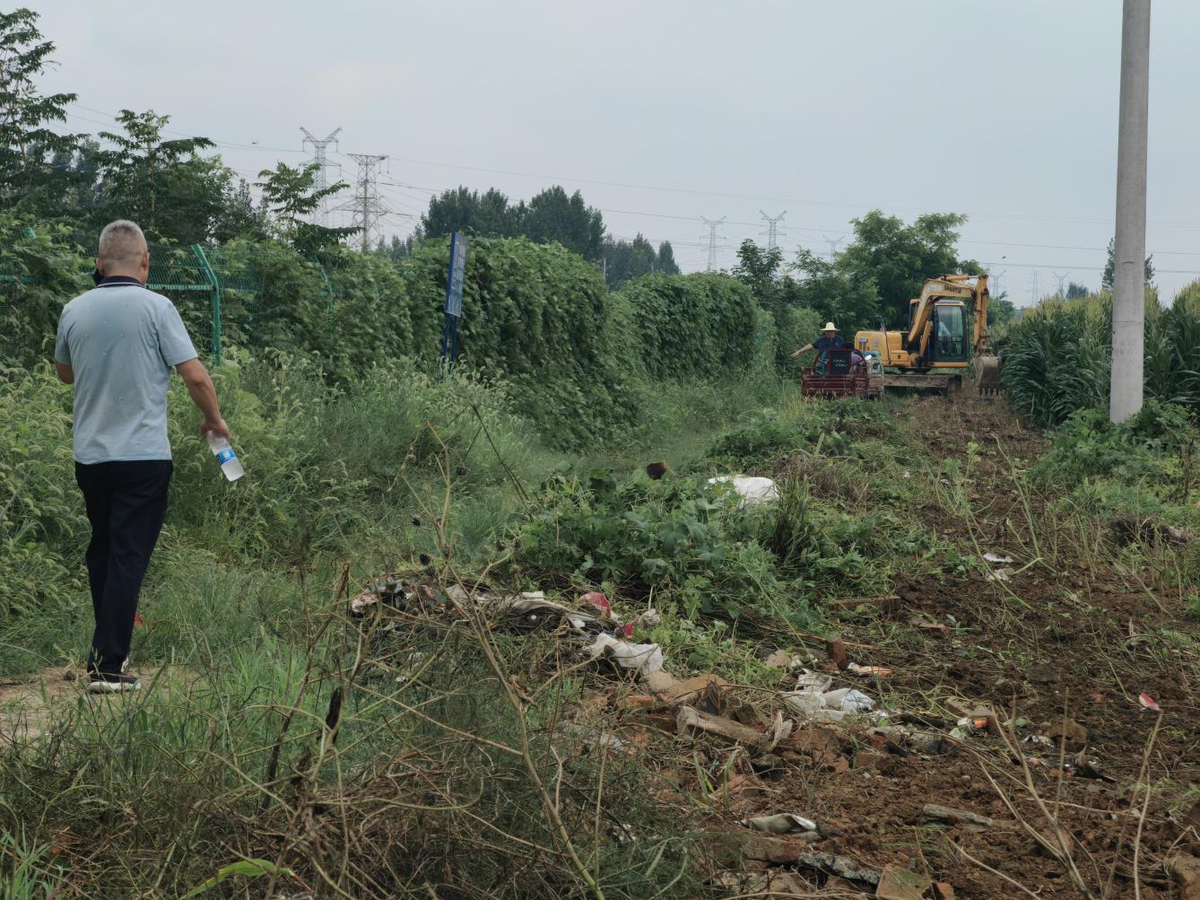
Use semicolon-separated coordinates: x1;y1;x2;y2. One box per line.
97;220;147;267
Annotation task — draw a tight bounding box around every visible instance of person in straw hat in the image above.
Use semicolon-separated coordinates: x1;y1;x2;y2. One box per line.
790;321;845;359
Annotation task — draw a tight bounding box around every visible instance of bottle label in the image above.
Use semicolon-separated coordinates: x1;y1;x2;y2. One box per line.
216;448;237;465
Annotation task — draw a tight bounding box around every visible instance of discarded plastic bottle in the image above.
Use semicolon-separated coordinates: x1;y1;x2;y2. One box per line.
206;432;244;482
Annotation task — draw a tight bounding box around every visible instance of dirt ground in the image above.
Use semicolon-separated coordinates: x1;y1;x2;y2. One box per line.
652;393;1200;898
3;394;1196;898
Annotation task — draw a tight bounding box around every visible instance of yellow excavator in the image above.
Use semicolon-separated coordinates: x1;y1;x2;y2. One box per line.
853;274;1001;394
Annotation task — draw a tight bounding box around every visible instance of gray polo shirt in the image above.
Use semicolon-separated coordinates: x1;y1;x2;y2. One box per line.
55;277;198;464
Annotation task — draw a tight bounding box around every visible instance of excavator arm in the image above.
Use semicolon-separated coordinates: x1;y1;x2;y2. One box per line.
905;274;988;359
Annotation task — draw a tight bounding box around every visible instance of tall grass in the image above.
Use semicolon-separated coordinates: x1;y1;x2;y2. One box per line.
1005;280;1200;427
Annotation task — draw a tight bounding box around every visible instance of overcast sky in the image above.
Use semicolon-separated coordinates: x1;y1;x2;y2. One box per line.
31;1;1200;304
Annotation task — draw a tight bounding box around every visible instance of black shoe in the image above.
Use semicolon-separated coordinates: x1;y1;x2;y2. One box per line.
87;671;140;694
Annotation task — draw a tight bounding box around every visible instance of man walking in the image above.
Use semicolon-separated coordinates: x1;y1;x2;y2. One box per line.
54;220;230;693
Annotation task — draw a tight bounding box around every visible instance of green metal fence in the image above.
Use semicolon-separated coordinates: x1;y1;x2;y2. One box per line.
1;238;272;367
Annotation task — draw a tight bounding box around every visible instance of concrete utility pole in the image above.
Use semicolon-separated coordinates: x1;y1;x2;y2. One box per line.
701;217;726;271
335;153;390;251
1110;0;1151;423
300;127;342;226
760;210;786;252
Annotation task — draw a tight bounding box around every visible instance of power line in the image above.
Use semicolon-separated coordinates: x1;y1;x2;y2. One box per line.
64;102;1200;236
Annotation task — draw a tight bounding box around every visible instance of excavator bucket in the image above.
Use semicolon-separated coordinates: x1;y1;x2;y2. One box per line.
972;354;1003;395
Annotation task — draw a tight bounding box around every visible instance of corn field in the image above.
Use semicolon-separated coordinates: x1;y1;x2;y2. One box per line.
1004;280;1200;426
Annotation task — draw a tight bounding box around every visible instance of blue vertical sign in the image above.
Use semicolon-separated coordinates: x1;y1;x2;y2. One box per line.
440;231;468;377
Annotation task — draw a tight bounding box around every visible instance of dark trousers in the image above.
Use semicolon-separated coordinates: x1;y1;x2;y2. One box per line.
74;461;172;674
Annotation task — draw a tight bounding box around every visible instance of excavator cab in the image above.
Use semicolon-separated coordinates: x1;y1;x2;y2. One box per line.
909;300;970;365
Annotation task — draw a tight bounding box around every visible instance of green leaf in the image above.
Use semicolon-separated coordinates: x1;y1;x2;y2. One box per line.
179;859;295;899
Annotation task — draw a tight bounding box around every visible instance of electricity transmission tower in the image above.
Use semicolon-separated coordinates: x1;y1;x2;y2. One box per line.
334;153;390;251
701;217;726;271
822;235;844;261
760;210;786;252
1053;271;1070;298
1030;271;1040;305
300;127;342;225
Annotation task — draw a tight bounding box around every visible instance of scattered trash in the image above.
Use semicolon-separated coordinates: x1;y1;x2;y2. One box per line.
823;687;874;712
876;865;933;900
676;705;791;750
644;673;733;715
586;633;663;677
986;568;1011;582
922;803;995;829
502;592;598;633
1138;691;1161;712
781;691;844;723
983;552;1015;564
635;608;662;628
846;662;892;677
794;670;833;693
795;852;882;888
826;637;849;670
740;813;818;835
707;475;780;504
1022;734;1054;747
581;591;612;617
946;699;1001;735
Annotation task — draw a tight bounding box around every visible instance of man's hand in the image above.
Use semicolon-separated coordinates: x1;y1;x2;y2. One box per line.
176;359;228;441
201;417;231;441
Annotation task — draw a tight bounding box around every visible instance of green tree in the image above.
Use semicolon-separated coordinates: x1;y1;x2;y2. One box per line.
836;210;978;326
603;233;675;288
520;186;605;261
790;247;879;330
1101;237;1154;290
0;8;78;210
732;239;784;314
93;109;234;243
256;161;355;254
657;241;679;275
1065;282;1089;300
420;186;517;239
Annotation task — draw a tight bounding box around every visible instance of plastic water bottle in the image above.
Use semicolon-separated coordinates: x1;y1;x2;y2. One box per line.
206;432;244;481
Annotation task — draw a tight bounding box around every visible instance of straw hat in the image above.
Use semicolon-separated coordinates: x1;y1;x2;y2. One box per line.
823;322;837;331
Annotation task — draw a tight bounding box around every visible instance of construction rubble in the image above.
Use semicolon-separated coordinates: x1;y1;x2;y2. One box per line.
341;576;1099;897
